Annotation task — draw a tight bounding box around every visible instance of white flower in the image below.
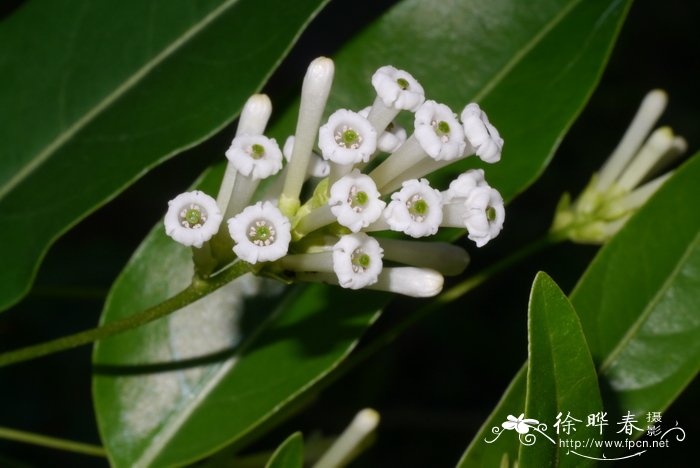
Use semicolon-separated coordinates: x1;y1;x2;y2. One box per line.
370;267;444;297
329;170;386;232
444;186;505;247
384;179;443;238
443;169;488;202
164;191;223;248
414;100;466;161
228;201;291;263
332;233;383;289
371;65;425;111
283;136;330;178
280;57;335;215
461;103;504;163
502;414;539;434
358;106;407;153
318;109;377;165
225;134;283;180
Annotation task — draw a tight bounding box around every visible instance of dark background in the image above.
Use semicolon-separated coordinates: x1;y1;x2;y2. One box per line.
0;0;698;466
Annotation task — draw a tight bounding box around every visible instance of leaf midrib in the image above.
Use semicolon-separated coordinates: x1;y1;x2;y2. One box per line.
598;230;700;373
472;0;584;102
132;284;297;468
0;0;241;201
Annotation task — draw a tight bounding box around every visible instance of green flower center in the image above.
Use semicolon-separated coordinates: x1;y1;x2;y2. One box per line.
407;195;429;221
436;120;450;135
486;206;497;222
352;191;368;207
247;220;276;246
396;77;409;90
250;143;265;159
185;208;202;226
351;249;371;272
335;125;363;150
179;203;208;228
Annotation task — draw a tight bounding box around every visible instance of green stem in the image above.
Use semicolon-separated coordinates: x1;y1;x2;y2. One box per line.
0;261;253;368
0;426;106;458
342;233;563;374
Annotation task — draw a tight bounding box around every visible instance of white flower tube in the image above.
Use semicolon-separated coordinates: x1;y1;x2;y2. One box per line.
369;101;464;191
228;201;291;263
263;136;329;206
216;94;272;210
596;89;667;191
384;179;443;238
314;409;380;468
297;266;443;297
222;134;283;219
615;126;675;191
281;57;335;216
368;267;444;297
359;106;407;153
283;136;329;178
164;191;223;248
378;238;469;276
366;66;425;134
281;233;383;290
461;103;504;163
443;186;505;247
329;170;385;232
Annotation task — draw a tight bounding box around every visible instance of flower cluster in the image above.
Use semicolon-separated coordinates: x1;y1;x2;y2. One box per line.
164;58;506;297
552;89;687;243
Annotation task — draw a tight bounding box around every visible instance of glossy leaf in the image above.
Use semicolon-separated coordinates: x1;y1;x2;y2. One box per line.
92;169;387;467
269;0;630;202
0;0;330;311
265;432;304;468
571;154;700;417
458;153;700;466
94;0;632;465
519;272;602;468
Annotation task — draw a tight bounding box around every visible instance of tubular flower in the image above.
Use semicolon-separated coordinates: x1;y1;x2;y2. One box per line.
332;233;384;289
329;170;386;232
443;169;488;202
228;201;291;263
443;186;505;247
461;103;504;163
551;89;687;244
319;109;377;165
414;100;466;161
164;191;223;248
359;106;407;153
384;179;443;238
283;136;329;178
371;65;425;112
225;134;283;180
164;58;507;297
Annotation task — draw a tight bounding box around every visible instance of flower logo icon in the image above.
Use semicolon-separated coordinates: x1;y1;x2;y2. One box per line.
502;414;540;434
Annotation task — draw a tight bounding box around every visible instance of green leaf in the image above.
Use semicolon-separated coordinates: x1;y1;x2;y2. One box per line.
92;166;386;467
519;272;602;468
269;0;630;201
458;153;700;466
265;432;304;468
571;153;700;417
94;0;632;464
0;0;329;311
